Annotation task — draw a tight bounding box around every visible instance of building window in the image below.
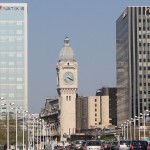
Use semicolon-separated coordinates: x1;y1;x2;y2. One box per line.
140;91;142;94
95;104;97;107
95;99;97;102
95;109;97;112
95;113;97;117
95;118;97;121
69;96;71;101
66;96;68;101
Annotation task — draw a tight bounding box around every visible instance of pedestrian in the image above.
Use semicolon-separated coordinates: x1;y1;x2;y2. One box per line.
147;143;150;150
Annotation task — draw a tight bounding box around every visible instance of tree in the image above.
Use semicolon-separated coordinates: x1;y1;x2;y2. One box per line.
0;114;28;146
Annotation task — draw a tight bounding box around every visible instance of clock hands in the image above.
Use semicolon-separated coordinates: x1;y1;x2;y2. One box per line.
67;76;73;81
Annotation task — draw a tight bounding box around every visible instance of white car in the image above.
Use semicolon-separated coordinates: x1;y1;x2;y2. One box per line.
118;140;131;150
83;140;102;150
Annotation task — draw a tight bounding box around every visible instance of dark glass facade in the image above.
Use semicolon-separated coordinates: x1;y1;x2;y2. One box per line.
116;6;150;125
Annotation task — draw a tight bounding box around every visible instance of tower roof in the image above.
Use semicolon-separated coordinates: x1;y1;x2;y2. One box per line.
59;37;75;61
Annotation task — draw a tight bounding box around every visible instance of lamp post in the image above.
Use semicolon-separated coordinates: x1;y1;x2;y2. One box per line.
36;118;39;150
140;111;149;140
22;110;28;150
32;115;35;150
123;123;126;140
1;102;14;150
137;116;143;140
11;107;22;150
39;119;42;150
140;113;146;140
129;120;132;140
27;114;30;150
121;124;123;139
126;120;129;140
42;120;45;149
131;116;137;140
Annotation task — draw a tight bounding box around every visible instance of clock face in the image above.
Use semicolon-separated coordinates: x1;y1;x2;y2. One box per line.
64;72;74;85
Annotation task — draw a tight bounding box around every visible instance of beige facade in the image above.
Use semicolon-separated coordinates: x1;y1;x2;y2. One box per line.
101;96;110;128
87;96;110;129
88;96;100;128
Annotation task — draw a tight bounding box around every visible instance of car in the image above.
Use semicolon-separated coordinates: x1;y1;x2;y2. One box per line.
129;140;148;150
83;140;102;150
118;140;131;150
80;141;86;150
74;140;86;150
111;141;119;150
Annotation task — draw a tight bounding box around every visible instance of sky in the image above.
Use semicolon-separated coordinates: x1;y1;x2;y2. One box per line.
1;0;150;113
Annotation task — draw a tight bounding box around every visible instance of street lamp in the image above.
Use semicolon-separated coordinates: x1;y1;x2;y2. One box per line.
1;102;15;150
137;116;143;140
140;111;149;140
36;118;39;150
22;110;28;150
121;124;123;139
39;119;42;149
126;120;129;140
31;114;35;150
129;120;133;140
131;116;138;140
11;107;22;150
123;123;126;140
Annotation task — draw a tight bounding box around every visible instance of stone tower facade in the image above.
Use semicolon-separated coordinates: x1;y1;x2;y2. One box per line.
56;37;78;141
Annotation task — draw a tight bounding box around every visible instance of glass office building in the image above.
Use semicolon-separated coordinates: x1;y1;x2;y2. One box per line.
0;3;28;114
116;6;150;125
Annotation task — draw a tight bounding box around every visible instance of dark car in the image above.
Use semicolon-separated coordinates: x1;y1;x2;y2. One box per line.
130;140;148;150
80;141;86;150
111;141;119;150
74;140;85;150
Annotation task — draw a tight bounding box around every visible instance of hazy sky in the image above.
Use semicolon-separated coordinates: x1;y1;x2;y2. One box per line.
1;0;150;113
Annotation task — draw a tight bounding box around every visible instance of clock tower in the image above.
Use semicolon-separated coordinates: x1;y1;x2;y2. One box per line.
56;37;78;141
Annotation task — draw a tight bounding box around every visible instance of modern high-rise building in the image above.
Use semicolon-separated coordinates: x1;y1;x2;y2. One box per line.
116;6;150;125
0;3;28;113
